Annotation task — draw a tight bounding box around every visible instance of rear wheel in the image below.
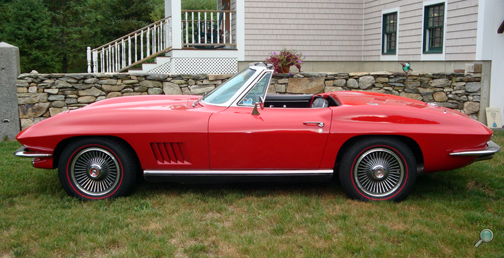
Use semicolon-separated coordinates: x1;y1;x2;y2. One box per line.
58;138;138;200
339;137;417;202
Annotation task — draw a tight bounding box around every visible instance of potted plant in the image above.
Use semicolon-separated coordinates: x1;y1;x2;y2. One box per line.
265;49;305;74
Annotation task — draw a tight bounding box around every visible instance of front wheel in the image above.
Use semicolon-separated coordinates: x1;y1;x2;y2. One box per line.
58;138;138;200
338;137;417;202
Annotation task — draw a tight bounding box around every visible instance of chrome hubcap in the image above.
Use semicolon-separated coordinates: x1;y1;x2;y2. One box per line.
70;147;120;196
354;148;404;197
371;165;387;179
88;164;103;179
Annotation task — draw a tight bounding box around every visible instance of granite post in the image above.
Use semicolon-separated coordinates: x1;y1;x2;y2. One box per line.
0;42;21;139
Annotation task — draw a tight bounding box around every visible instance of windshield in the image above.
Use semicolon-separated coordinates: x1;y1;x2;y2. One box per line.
238;73;272;106
202;68;256;105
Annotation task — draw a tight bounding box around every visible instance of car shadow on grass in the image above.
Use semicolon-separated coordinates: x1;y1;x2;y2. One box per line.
135;179;345;199
133;172;479;202
13;166;493;202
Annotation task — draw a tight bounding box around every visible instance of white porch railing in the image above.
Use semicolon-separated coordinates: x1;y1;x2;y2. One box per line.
87;16;172;73
182;10;236;48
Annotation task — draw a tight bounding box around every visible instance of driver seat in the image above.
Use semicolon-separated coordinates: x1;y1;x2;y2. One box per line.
311;97;329;108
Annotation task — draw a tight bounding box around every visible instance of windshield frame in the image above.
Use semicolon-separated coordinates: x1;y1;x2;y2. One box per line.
234;72;273;107
201;67;261;107
200;63;273;107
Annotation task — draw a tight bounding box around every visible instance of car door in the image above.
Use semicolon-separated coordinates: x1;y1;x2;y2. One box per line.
208;73;332;170
208;107;332;170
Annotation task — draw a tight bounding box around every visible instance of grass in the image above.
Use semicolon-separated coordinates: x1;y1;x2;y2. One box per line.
1;132;503;257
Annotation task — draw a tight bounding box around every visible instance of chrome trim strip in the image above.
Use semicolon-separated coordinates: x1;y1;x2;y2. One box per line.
144;169;334;176
449;141;500;157
14;147;52;158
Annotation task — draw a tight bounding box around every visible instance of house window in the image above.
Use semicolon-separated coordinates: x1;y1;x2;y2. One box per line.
382;12;397;55
423;3;444;53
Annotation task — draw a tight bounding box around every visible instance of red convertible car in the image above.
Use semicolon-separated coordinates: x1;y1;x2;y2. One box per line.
15;63;500;201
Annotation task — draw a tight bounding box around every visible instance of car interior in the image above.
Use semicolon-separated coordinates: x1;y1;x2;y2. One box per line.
263;94;339;108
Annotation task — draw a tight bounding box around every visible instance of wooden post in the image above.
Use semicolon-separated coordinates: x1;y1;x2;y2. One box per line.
87;46;92;73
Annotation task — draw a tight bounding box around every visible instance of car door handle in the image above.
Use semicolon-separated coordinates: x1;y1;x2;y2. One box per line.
303;121;325;128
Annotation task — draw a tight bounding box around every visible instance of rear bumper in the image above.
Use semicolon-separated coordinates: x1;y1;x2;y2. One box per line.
450;141;501;161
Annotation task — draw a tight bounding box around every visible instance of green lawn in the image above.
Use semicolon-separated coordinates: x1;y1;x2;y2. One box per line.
1;132;503;257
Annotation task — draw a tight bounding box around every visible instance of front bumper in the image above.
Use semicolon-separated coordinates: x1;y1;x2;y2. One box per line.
14;147;55;169
14;147;52;158
450;141;501;161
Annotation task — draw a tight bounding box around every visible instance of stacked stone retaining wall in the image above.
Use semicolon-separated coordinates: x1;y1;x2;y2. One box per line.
16;71;482;130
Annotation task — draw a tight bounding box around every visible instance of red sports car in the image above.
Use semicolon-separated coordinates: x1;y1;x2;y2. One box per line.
15;63;500;201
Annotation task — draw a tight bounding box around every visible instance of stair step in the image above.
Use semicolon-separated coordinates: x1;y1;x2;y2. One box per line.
127;56;172;73
142;63;161;71
154;56;171;65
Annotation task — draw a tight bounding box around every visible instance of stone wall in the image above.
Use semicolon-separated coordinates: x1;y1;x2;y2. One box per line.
16;71;482;130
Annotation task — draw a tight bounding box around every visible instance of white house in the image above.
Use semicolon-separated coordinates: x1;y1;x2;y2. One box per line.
87;0;504;123
232;0;504;123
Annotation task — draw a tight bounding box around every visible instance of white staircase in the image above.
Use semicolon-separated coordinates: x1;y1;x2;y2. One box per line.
128;53;238;75
87;16;172;73
129;56;172;74
87;10;239;75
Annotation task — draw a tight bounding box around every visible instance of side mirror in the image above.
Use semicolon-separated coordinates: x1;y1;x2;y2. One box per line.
252;96;265;115
260;96;265;110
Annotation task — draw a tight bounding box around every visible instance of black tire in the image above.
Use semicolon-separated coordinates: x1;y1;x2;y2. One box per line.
58;138;138;200
338;137;417;202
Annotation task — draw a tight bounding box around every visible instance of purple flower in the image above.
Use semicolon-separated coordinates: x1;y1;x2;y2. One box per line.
265;49;305;75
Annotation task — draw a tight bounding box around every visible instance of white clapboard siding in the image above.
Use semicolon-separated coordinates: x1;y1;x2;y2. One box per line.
363;1;389;60
363;0;423;61
361;0;478;61
243;0;479;62
398;1;423;60
445;0;478;60
244;0;364;61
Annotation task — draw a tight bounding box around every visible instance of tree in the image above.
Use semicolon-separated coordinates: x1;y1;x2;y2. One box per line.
86;0;154;40
43;0;88;73
82;0;156;71
0;0;60;73
181;0;217;10
0;1;14;33
150;0;218;21
1;0;215;73
149;0;165;21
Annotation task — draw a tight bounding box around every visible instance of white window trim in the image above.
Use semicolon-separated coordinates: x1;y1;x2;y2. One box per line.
421;0;447;61
236;0;245;61
381;7;400;61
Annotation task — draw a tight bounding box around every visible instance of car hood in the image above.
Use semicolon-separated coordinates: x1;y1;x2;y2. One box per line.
80;94;200;112
16;95;207;147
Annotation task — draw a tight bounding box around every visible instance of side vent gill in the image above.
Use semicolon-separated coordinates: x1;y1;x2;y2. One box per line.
150;142;189;164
